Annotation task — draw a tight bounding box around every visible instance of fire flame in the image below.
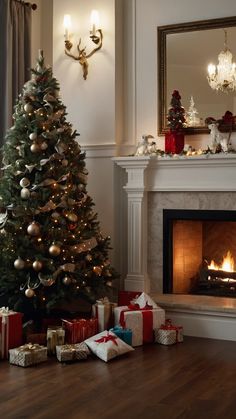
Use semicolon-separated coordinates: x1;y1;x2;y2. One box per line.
208;250;235;272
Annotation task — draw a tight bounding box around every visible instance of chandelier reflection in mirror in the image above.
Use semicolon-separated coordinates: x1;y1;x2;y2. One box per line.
207;29;236;92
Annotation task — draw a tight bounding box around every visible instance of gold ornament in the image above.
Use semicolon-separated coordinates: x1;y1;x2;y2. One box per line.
20;177;30;188
30;143;41;153
61;159;68;167
62;276;72;286
51;211;61;220
77;184;84;192
24;103;33;113
25;288;35;298
49;244;61;257
106;281;113;287
32;260;43;271
14;257;25;270
93;266;102;276
29;132;37;141
40;141;48;151
67;212;78;223
27;221;41;236
21;188;30;200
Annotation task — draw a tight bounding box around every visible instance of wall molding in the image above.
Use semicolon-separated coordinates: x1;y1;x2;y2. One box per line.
80;143;117;158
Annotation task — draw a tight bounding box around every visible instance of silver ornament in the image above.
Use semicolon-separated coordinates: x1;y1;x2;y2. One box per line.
14;257;25;270
29;132;37;141
20;177;30;188
25;288;35;298
21;188;30;200
27;222;41;236
24;103;33;113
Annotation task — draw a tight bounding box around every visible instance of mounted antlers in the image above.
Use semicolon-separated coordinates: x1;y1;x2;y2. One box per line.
65;29;103;80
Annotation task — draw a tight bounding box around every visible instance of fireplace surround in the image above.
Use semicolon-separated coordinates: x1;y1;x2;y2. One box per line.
113;155;236;340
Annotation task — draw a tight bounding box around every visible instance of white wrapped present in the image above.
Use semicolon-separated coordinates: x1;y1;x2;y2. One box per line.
85;330;134;362
114;300;165;347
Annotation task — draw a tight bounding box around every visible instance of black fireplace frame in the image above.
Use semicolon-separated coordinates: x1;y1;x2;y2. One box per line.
163;209;236;294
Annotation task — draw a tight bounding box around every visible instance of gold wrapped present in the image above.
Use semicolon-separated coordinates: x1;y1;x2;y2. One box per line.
47;326;65;355
56;342;90;362
9;343;47;367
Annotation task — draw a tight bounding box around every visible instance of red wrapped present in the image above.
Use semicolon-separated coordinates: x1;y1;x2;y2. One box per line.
92;297;117;332
154;319;183;345
114;303;165;347
0;307;23;359
62;318;98;344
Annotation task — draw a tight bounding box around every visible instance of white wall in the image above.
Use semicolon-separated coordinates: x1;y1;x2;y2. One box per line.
31;0;53;66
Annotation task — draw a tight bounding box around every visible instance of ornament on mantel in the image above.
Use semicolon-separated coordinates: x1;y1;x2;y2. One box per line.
186;96;200;127
135;134;155;156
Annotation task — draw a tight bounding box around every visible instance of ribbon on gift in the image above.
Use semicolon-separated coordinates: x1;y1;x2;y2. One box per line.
0;307;16;359
95;333;118;346
15;343;44;365
119;304;154;344
160;319;183;343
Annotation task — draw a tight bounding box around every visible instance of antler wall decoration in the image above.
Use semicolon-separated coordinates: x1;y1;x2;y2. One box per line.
63;12;103;80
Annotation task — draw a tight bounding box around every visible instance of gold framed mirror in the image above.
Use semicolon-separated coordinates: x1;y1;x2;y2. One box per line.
158;16;236;135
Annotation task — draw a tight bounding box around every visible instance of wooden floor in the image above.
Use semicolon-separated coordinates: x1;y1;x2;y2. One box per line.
1;336;236;419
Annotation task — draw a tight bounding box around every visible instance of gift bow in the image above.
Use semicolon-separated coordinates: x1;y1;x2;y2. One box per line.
0;307;10;315
160;319;183;343
96;297;110;305
95;333;118;346
18;343;42;352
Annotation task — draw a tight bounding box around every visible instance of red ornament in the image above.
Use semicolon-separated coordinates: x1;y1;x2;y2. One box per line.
165;131;184;154
68;223;77;231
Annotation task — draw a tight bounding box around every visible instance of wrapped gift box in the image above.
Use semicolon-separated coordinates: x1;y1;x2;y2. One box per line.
47;326;65;355
155;319;183;345
114;304;165;346
109;326;132;346
9;343;47;367
92;297;117;332
0;307;23;359
85;331;134;362
56;342;90;362
62;318;98;344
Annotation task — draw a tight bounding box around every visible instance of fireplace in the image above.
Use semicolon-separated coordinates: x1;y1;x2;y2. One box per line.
163;209;236;297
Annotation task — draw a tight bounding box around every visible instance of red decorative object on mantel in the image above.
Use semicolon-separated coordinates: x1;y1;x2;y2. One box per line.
165;90;186;154
165;131;185;154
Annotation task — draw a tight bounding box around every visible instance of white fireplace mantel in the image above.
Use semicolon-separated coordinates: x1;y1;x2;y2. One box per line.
113;154;236;292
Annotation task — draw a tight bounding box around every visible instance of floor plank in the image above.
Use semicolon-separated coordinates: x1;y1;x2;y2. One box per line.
1;337;236;419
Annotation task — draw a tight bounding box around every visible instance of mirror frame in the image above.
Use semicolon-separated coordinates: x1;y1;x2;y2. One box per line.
158;16;236;135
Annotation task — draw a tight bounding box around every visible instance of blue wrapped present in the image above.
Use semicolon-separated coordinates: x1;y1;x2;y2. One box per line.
109;326;132;346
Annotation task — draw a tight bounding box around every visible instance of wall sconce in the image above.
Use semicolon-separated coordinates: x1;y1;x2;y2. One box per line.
63;10;103;80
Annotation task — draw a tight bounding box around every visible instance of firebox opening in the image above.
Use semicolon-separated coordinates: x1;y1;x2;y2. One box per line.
163;209;236;297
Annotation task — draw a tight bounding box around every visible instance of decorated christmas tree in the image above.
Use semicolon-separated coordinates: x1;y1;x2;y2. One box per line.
0;51;118;319
165;90;186;154
167;90;186;132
